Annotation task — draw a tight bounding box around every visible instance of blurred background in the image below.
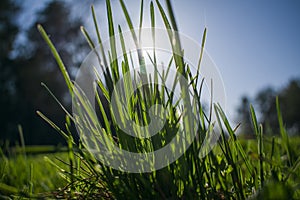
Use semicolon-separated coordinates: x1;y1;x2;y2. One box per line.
1;0;300;146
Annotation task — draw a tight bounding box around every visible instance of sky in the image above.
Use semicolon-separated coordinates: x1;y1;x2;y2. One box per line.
173;0;300;120
17;0;300;122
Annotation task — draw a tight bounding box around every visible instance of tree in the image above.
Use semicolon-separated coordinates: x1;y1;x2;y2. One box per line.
0;1;88;145
254;87;277;134
237;79;300;136
0;0;20;143
16;1;89;145
278;79;300;134
255;80;300;135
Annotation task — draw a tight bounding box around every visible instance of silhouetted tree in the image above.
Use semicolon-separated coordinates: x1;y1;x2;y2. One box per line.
15;1;88;145
254;87;277;134
255;81;300;135
238;79;300;136
0;1;88;145
277;79;300;134
0;0;20;143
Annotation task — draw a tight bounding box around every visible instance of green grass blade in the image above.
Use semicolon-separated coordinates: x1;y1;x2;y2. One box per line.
284;156;300;182
106;0;119;81
119;0;147;76
94;69;110;101
164;0;185;74
250;104;259;136
198;27;207;70
138;0;144;43
258;124;264;186
215;104;253;174
37;24;73;95
41;82;74;121
81;26;96;49
276;96;291;165
195;28;207;86
95;85;112;135
0;183;19;195
91;5;102;45
150;1;156;59
119;0;138;47
29;163;33;196
250;104;264;186
18;125;26;157
91;5;109;71
36;111;71;143
150;1;158;91
165;0;179;31
118;25;130;74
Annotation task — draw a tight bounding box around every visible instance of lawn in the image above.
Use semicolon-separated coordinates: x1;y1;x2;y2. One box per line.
1;133;300;199
0;148;67;197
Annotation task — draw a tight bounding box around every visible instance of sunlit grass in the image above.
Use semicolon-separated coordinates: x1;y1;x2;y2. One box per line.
0;150;67;197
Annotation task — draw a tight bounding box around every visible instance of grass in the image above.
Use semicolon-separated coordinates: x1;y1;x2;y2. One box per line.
0;149;68;198
1;0;300;199
1;133;300;199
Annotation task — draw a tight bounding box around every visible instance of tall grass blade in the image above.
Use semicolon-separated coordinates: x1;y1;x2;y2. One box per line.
119;0;147;76
195;28;207;86
18;125;26;157
259;124;264;186
37;24;73;95
41;82;73;120
36;111;71;142
138;0;144;43
81;26;96;49
276;96;291;165
106;0;119;81
250;104;259;136
91;5;111;87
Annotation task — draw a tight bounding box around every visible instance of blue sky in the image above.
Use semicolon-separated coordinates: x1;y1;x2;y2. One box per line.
163;0;300;120
18;0;300;121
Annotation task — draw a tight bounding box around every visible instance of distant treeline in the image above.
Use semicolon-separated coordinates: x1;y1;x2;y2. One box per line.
0;0;89;145
237;78;300;136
